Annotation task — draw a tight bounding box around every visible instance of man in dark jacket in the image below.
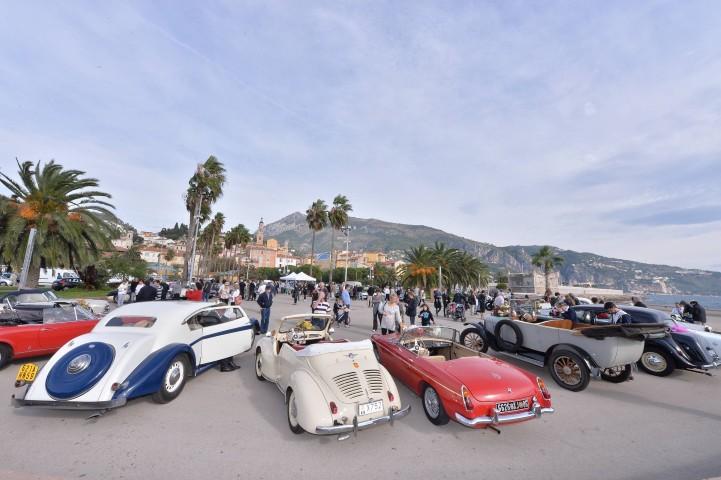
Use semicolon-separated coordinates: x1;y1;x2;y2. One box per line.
257;285;273;333
404;291;418;325
135;280;157;302
477;290;487;318
690;301;707;325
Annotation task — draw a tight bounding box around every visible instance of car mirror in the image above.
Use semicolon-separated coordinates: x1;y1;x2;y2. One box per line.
329;327;335;334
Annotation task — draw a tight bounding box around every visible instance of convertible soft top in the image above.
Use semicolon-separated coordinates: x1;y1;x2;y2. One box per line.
295;339;373;357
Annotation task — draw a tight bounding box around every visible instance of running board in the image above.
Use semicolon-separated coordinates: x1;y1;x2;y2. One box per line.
493;350;545;368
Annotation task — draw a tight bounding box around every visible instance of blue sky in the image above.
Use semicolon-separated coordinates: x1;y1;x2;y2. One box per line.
1;1;720;270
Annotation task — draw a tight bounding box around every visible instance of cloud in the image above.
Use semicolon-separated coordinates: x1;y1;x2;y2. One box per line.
620;206;721;226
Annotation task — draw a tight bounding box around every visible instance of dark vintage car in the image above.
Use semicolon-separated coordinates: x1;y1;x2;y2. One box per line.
0;289;67;323
567;305;720;376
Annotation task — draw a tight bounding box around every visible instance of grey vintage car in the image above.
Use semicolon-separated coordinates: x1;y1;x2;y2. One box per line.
461;310;667;392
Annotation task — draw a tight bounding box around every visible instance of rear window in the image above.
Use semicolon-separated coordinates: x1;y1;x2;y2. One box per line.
105;316;156;328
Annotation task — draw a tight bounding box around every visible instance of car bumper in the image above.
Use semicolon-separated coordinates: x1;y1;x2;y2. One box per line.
12;390;127;410
315;405;411;435
454;403;554;427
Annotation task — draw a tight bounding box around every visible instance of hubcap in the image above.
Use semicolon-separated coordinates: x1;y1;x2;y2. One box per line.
642;352;667;372
165;361;184;392
424;388;440;418
464;332;483;351
553;356;582;386
67;354;92;374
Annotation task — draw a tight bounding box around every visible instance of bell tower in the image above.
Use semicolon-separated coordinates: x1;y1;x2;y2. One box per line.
256;218;265;245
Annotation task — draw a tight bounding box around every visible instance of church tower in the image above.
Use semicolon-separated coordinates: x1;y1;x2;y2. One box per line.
256;218;265;245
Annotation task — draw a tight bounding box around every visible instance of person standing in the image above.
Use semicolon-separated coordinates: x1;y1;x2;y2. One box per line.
341;284;352;325
257;285;273;333
129;279;139;303
371;290;383;332
202;280;212;302
493;290;505;315
690;301;707;325
239;280;246;300
292;284;299;305
116;280;128;306
249;281;257;301
379;293;403;335
219;281;230;305
154;280;163;301
477;290;487;319
404;291;418;326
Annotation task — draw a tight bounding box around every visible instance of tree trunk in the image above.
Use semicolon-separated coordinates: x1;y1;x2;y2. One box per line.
544;268;550;291
310;230;316;274
329;228;335;286
184;211;195;280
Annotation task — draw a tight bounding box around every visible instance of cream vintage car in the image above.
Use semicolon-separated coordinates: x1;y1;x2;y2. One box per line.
254;313;410;439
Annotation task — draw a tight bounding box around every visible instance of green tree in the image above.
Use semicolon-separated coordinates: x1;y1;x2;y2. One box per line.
184;156;226;278
372;262;397;288
399;245;436;289
328;194;352;285
305;199;328;274
0;160;118;287
224;224;252;280
531;245;564;291
164;248;176;263
97;247;148;283
199;212;225;277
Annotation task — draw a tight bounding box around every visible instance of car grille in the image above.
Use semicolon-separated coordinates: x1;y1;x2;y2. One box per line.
363;369;384;395
333;372;364;400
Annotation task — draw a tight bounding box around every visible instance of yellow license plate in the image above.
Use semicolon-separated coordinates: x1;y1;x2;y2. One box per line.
16;363;38;383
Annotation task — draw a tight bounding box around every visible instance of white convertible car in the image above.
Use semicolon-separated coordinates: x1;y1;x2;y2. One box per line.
254;314;410;439
12;302;258;409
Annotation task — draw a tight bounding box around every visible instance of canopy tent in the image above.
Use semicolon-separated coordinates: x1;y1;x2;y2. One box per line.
280;272;298;281
293;272;316;282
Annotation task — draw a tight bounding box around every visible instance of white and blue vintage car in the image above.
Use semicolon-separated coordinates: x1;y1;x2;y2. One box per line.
12;301;258;409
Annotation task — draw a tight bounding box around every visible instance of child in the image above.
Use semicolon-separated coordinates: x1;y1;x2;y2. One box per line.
418;303;435;326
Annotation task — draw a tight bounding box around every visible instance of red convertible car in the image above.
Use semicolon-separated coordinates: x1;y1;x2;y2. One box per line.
372;326;554;428
0;303;98;369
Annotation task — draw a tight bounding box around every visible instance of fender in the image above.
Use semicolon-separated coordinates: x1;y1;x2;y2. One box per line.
668;334;707;366
288;369;332;432
547;343;600;370
113;343;196;401
378;364;402;410
462;321;485;332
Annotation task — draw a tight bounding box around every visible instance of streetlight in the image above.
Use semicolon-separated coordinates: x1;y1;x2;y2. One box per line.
340;225;353;283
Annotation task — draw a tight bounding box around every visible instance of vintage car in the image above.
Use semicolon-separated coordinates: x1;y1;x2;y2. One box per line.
254;314;410;439
0;288;109;316
12;301;258;409
461;315;667;391
372;326;554;428
0;304;98;368
567;305;720;376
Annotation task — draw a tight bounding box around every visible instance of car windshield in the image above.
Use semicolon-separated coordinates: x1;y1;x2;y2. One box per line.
105;316;157;328
17;291;58;303
279;315;329;333
43;305;96;323
400;326;457;344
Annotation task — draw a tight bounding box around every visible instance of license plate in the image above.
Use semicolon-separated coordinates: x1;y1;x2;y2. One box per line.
16;363;38;383
358;400;383;416
495;399;529;414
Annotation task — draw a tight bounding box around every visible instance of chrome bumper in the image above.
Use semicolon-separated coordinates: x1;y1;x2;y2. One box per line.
12;390;127;410
454;403;554;427
315;405;411;435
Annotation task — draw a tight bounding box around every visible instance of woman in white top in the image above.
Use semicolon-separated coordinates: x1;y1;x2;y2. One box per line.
379;293;403;335
117;281;128;306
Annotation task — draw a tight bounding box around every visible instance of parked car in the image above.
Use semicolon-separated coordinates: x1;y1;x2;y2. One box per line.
461;315;667;391
51;277;82;291
254;313;410;438
12;302;259;409
0;272;17;287
0;304;98;368
567;305;720;376
373;325;553;428
1;288;109;316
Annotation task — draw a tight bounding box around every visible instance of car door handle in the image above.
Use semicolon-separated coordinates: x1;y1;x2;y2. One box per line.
40;328;50;331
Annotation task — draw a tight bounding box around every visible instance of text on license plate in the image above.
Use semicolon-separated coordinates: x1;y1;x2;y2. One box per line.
495;399;529;414
358;400;384;416
16;363;38;383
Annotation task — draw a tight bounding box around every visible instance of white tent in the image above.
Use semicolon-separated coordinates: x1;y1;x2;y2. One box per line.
280;272;298;281
293;272;316;282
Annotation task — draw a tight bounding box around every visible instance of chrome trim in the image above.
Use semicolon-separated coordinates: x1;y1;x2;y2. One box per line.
454;402;554;427
12;391;127;410
315;405;411;435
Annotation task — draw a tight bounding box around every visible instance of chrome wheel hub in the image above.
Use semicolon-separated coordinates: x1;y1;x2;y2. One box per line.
424;388;440;418
67;354;91;374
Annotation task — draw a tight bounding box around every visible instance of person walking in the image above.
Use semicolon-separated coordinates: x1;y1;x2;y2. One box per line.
341;284;352;326
219;281;230;305
116;280;128;306
371;290;383;332
249;281;256;301
379;293;403;335
202;280;212;302
257;285;273;334
418;303;435;326
404;291;418;326
477;290;487;319
239;280;246;300
292;284;299;305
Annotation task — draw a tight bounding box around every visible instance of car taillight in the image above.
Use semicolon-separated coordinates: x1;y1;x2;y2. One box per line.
329;401;338;414
387;391;394;402
461;385;473;411
537;377;551;400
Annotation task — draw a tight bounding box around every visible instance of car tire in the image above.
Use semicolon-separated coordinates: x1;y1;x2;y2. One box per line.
548;349;590;392
254;348;265;381
0;344;12;369
152;354;190;404
286;389;304;434
460;328;488;353
637;347;675;376
493;320;523;353
422;385;449;426
601;364;633;383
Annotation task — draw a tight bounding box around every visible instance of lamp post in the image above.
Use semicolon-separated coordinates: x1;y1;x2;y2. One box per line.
340;225;352;283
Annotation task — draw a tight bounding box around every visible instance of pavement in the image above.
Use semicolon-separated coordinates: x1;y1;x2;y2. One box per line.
1;295;720;480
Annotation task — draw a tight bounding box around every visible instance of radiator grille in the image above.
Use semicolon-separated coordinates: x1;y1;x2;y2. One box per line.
333;371;364;400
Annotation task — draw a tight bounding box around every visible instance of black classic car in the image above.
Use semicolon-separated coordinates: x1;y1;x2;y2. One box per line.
567;305;719;376
0;289;71;324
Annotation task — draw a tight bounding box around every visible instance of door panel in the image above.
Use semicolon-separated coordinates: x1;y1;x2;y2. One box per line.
198;308;253;364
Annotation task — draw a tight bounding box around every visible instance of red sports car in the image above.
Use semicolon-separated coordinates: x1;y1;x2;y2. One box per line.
372;326;554;428
0;303;98;369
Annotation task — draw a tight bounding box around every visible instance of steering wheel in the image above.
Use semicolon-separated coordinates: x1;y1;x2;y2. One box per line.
411;338;428;355
289;327;307;345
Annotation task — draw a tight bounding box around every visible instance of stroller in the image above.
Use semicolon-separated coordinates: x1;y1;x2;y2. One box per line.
451;303;465;322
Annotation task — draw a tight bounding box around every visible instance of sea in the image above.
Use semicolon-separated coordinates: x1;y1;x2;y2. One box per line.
644;293;721;310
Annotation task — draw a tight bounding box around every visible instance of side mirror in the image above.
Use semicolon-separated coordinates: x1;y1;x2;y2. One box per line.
329;327;335;334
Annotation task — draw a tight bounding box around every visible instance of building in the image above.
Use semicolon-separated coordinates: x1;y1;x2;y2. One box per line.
243;219;300;269
111;231;133;251
509;271;560;294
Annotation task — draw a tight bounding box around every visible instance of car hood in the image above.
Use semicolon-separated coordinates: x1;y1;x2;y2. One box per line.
438;357;537;402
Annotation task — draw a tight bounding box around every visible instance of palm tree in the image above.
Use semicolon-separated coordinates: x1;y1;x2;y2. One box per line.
305;199;328;274
225;224;251;280
200;212;225;277
184;156;226;278
531;245;564;291
400;245;436;289
0;160;118;287
328;195;352;284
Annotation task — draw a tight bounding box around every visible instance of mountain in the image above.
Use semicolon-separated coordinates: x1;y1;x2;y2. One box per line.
263;212;721;296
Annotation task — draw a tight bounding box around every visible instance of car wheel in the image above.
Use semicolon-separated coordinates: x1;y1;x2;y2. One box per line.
549;349;590;392
638;348;675;376
493;320;523;353
460;328;488;353
255;348;265;381
152;354;190;404
601;364;633;383
0;344;12;369
422;385;449;426
286;389;304;434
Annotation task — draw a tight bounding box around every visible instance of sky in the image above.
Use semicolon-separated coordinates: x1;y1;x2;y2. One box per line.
1;1;720;270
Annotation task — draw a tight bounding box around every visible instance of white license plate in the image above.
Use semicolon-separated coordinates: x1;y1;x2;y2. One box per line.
495;399;529;414
358;400;383;416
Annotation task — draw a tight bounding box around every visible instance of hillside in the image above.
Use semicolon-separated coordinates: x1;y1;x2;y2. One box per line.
263;212;721;295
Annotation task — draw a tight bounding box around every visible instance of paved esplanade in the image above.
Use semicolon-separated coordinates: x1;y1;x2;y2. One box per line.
1;295;720;480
